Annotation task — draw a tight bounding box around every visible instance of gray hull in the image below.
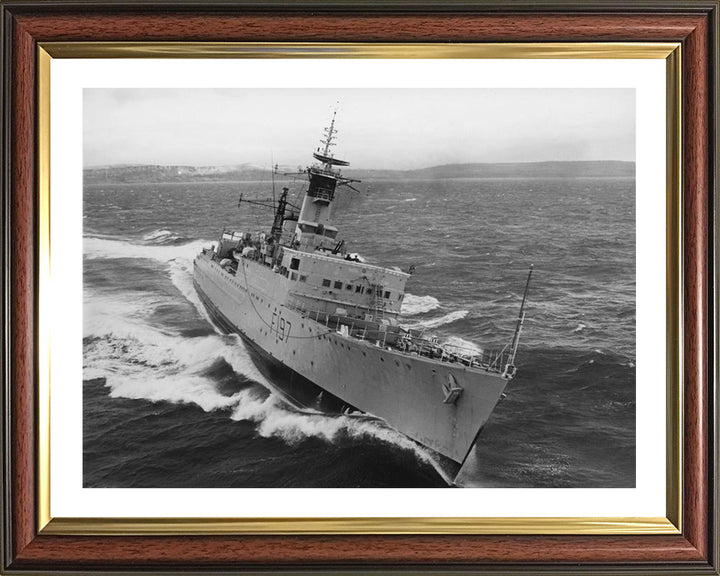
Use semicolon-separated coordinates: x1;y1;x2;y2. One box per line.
193;253;508;464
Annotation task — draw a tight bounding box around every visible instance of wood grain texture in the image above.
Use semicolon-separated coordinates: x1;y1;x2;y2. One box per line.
2;3;716;573
10;14;37;562
12;12;707;42
680;11;710;560
10;534;707;567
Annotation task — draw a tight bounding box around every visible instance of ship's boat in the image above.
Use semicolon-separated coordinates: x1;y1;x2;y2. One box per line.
193;111;532;477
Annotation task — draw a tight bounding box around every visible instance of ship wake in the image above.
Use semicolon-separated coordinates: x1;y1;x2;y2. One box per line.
83;232;454;484
228;389;454;484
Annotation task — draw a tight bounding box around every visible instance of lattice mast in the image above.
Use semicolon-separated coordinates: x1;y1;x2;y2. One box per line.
294;110;358;250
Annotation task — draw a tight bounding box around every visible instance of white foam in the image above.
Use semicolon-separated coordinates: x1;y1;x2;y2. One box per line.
85;328;270;412
84;235;209;264
230;391;348;443
83;234;453;482
108;372;245;412
142;228;176;242
83;287;273;405
83;285;448;475
85;300;451;481
84;290;166;340
441;335;483;357
84;234;217;327
409;310;469;329
229;392;453;483
401;294;440;315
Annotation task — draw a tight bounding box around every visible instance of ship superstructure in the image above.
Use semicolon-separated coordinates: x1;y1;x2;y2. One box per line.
193;112;531;471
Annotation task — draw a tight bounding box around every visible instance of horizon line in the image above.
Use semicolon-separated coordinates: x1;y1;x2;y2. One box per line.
84;159;637;171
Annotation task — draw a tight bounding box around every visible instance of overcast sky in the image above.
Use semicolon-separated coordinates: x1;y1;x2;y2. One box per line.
84;88;635;170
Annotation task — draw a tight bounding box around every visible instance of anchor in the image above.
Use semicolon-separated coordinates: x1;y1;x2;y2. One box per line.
442;373;463;405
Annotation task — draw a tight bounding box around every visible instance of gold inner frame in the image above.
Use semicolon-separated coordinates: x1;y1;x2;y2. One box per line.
36;42;682;536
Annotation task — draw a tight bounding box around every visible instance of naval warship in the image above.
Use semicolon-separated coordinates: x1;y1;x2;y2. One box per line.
193;112;532;473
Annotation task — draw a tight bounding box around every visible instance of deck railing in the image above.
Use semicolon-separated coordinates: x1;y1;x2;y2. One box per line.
283;299;508;374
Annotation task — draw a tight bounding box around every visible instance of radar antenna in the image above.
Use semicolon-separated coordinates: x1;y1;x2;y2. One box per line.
313;105;350;168
320;108;338;158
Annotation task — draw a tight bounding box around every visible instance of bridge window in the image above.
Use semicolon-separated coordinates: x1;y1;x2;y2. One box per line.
334;280;343;290
290;257;300;270
322;279;331;287
355;285;364;294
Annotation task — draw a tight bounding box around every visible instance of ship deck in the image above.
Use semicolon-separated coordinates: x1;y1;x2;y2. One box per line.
201;248;512;378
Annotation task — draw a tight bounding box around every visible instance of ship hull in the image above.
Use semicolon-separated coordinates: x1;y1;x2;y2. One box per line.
193;253;509;464
196;284;350;413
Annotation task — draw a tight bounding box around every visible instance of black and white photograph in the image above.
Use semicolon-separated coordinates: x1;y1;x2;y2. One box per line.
82;87;636;489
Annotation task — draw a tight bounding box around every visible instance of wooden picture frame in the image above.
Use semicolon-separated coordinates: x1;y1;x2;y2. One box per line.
1;1;717;573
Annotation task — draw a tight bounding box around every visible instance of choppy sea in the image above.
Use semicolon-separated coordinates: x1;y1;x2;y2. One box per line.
83;176;635;488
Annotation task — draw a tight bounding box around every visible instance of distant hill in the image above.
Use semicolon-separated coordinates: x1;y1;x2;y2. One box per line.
83;164;274;184
348;161;634;180
84;160;634;184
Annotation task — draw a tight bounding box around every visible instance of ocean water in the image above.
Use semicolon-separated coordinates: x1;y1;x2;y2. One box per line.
83;176;636;488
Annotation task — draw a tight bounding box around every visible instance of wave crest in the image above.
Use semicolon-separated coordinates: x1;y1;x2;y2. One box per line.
83;233;452;480
83;287;273;408
229;391;453;483
84;234;211;264
441;335;483;357
407;310;469;329
401;294;440;315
